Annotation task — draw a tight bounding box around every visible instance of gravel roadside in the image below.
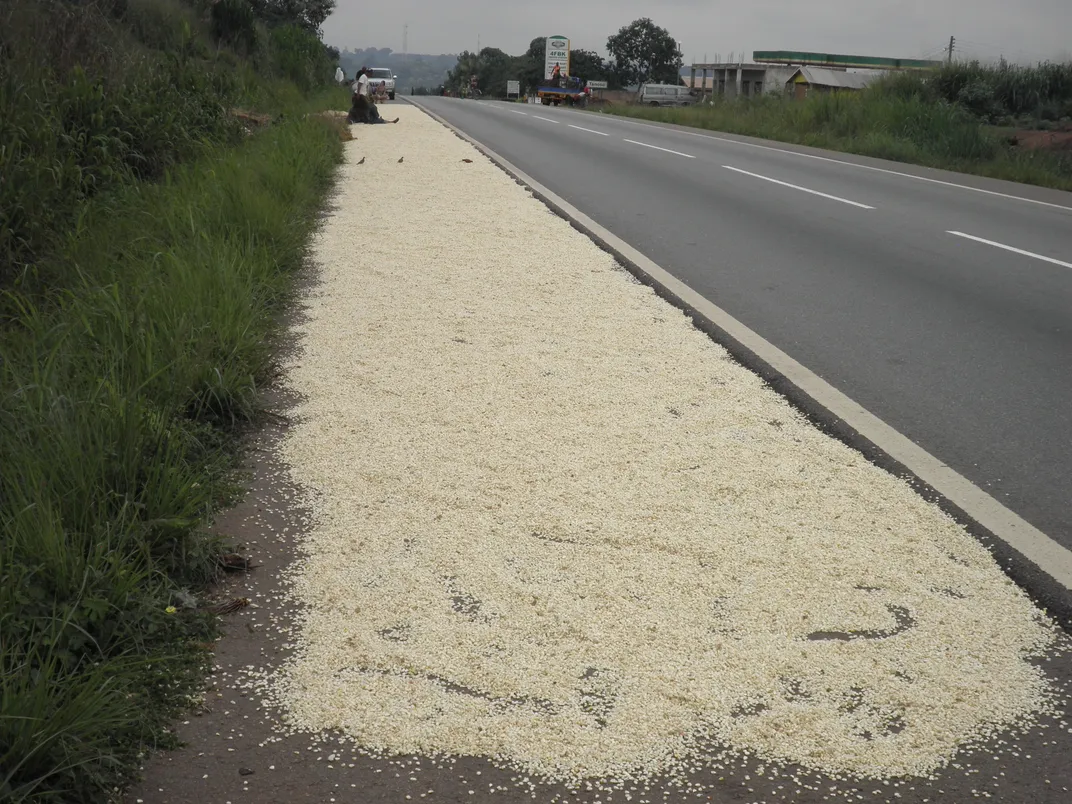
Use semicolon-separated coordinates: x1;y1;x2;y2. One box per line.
128;104;1072;804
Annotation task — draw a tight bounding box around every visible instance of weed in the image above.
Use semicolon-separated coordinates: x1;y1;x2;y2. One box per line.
0;0;347;798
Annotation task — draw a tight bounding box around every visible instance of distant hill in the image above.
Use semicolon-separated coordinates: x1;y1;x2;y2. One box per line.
338;48;457;92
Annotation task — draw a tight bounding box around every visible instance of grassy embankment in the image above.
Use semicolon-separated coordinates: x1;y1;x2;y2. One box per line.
604;62;1072;191
0;0;347;799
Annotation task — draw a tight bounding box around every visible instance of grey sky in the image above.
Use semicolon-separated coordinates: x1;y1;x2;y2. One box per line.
324;0;1071;65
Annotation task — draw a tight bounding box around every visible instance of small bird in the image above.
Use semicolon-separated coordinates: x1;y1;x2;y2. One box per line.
398;157;404;163
358;156;365;165
462;158;473;163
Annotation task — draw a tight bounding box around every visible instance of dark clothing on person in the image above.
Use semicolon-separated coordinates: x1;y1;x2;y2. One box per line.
347;94;396;124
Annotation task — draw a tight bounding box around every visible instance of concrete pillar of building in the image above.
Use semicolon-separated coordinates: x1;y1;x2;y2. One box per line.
690;66;696;94
735;66;743;98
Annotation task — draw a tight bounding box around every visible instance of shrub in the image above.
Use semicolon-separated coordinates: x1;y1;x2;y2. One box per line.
926;60;1072;120
268;23;334;91
211;0;258;54
0;0;246;285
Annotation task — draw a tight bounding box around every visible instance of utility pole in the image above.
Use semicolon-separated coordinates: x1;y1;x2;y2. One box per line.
403;23;408;62
947;35;956;63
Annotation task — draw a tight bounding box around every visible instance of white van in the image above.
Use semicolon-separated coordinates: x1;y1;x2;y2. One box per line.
639;83;694;107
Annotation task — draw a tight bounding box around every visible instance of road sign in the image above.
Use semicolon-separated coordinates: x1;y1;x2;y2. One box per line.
507;80;520;97
544;36;570;80
586;80;608;90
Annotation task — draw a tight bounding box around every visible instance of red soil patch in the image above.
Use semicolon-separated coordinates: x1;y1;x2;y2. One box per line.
1008;128;1072;152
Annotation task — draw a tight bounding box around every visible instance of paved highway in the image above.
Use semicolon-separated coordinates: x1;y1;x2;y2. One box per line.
411;96;1072;559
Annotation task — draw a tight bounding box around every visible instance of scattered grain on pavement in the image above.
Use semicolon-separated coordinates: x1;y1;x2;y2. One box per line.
258;104;1059;786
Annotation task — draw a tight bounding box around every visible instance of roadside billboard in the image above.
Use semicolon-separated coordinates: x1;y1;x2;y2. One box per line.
544;36;570;79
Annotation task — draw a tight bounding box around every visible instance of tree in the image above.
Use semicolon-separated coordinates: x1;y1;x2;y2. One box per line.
568;49;615;86
249;0;335;33
606;18;683;87
512;39;617;92
446;47;514;96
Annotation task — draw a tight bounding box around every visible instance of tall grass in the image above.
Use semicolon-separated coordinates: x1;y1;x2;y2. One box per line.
604;63;1072;191
0;0;339;286
0;116;343;801
1;0;347;797
923;60;1072;123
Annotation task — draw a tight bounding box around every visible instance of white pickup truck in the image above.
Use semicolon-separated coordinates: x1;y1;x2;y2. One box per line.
367;67;396;100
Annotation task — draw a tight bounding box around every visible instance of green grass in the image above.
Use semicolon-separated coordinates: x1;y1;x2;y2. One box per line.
602;82;1072;192
0;0;350;797
0;103;344;804
0;0;341;285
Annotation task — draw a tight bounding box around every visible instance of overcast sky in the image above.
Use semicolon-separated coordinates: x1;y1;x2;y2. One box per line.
324;0;1071;65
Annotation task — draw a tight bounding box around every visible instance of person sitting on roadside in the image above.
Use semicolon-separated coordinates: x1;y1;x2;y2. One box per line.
348;68;398;124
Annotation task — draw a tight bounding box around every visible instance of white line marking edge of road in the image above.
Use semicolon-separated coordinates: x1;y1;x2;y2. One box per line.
623;139;695;158
555;108;1072;214
948;231;1072;270
724;165;875;209
405;97;1072;596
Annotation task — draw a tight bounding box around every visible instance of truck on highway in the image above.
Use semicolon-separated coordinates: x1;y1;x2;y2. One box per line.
537;75;587;106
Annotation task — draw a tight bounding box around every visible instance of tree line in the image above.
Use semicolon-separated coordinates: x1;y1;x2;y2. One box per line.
440;18;683;97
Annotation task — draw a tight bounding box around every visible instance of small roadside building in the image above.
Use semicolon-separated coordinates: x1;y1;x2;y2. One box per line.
686;63;798;99
786;67;876;99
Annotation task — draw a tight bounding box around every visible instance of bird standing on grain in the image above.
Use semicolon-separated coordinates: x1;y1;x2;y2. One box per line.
358;157;365;165
398;157;404;163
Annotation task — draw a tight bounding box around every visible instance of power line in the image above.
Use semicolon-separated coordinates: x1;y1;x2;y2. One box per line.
919;42;951;60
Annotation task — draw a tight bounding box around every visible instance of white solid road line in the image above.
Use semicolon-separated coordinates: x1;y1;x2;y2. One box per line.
408;96;1072;593
724;165;874;209
533;115;559;124
623;139;695;158
568;124;608;136
948;231;1072;270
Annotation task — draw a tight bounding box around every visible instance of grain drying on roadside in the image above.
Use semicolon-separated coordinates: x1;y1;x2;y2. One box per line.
258;104;1061;786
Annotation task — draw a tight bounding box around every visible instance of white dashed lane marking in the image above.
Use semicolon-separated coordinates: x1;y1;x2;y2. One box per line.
622;139;695;159
948;231;1072;270
723;165;875;209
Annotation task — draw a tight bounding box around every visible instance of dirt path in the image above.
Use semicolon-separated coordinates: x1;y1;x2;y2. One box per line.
129;104;1072;804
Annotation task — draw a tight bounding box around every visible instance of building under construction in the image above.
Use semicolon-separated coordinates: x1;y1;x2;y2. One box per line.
687;50;945;99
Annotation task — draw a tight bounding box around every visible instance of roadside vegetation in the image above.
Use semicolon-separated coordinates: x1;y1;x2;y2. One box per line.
603;61;1072;191
0;0;346;799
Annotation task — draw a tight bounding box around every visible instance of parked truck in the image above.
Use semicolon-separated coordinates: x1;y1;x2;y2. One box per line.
537;75;587;106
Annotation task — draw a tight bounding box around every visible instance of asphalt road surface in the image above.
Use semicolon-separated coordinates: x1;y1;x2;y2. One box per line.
412;96;1072;556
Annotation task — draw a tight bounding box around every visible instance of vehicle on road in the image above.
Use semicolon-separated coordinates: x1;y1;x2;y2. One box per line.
639;83;694;107
367;67;396;100
538;75;587;107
